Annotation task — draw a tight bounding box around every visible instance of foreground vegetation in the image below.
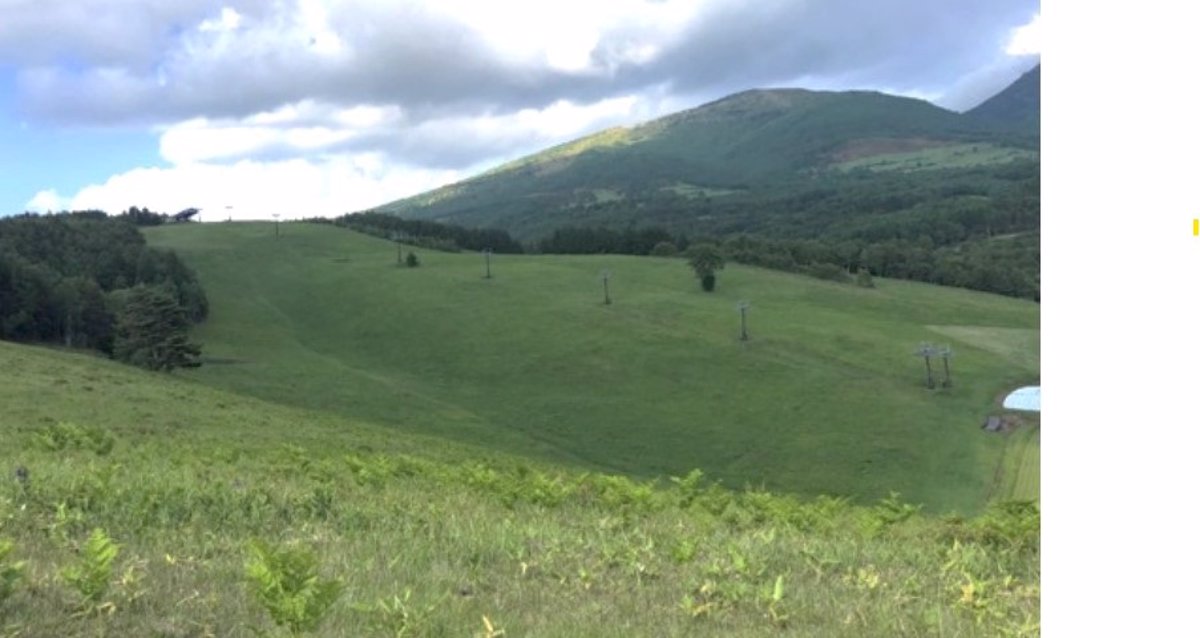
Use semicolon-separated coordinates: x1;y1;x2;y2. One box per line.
0;340;1038;636
144;222;1038;514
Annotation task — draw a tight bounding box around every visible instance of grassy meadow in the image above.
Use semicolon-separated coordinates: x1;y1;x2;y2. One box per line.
0;220;1040;635
144;222;1039;515
0;340;1038;636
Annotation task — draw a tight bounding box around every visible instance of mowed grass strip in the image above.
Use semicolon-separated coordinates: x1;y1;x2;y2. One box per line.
993;424;1040;502
832;143;1038;172
145;222;1038;513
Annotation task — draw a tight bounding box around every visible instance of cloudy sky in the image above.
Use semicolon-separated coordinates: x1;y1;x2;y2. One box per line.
0;0;1039;220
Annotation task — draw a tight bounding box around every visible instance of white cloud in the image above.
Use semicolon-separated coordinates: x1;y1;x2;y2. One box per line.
156;92;652;168
159;101;400;164
429;0;696;73
295;0;344;56
25;189;64;212
1006;13;1041;56
9;0;1041;219
930;10;1039;111
198;7;242;33
67;155;463;220
11;1;1040;126
56;91;663;219
159;119;278;164
402;94;644;155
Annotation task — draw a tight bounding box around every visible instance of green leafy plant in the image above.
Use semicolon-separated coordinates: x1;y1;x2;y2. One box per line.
971;500;1040;551
672;538;698;564
761;575;789;628
33;422;115;455
670;469;707;508
344;454;391;487
245;539;343;634
867;491;922;534
46;502;87;546
60;528;120;613
1;538;26;606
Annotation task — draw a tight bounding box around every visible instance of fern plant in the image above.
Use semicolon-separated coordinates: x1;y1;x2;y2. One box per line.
60;528;120;612
245;539;342;634
34;422;116;455
867;491;922;535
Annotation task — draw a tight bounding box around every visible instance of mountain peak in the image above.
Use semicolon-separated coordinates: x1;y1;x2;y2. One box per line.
967;64;1040;132
374;80;1037;239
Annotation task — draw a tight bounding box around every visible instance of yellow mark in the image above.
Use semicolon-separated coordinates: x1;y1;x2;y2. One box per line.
1195;219;1198;236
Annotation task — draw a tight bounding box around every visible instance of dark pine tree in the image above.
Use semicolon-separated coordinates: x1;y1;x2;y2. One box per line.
112;285;202;371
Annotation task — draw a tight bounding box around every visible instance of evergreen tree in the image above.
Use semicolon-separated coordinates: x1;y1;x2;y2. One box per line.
112;285;201;371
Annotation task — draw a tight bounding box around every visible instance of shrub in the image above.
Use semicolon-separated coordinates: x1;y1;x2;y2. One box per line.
405;252;420;268
855;268;875;288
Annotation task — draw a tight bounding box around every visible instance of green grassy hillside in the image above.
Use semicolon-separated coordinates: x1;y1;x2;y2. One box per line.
144;222;1038;514
0;339;1038;636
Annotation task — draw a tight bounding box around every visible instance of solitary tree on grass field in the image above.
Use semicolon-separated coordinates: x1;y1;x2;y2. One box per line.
686;244;725;292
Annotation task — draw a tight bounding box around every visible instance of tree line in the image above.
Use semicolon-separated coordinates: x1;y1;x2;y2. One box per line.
528;224;1037;300
330;207;1037;301
323;212;524;254
0;211;206;370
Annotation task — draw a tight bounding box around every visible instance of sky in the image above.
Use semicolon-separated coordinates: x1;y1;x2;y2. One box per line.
0;0;1040;220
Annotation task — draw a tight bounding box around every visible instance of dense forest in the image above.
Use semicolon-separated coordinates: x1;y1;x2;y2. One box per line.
0;210;206;369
